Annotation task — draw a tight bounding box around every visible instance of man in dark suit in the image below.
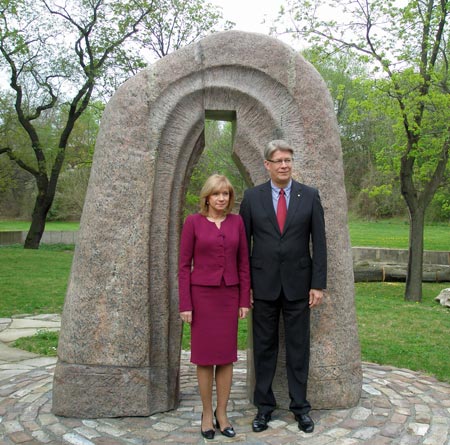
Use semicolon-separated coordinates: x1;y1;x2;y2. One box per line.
239;139;327;434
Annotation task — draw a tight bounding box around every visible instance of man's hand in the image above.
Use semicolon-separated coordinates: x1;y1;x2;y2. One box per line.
180;311;192;323
309;289;323;308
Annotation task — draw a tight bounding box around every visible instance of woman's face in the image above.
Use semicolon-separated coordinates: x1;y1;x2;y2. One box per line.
208;187;230;214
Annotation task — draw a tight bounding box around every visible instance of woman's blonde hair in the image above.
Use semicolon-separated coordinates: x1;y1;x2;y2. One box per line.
199;174;235;215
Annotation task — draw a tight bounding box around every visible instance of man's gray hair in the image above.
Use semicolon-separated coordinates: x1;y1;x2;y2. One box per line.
264;139;294;160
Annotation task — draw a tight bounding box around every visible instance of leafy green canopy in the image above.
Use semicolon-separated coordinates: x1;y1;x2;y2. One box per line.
0;0;231;247
275;0;450;301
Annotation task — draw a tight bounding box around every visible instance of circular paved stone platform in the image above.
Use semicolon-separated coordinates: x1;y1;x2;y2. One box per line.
1;351;449;444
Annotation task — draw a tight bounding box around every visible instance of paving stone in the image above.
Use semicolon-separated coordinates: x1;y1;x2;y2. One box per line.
46;422;68;436
9;430;33;443
398;434;422;444
363;435;392;445
1;319;450;445
351;407;371;421
0;370;34;382
7;319;60;330
324;427;351;438
3;420;23;434
23;315;60;322
380;421;405;437
352;427;379;440
362;384;382;396
332;440;361;445
38;413;58;426
74;426;101;440
423;424;449;444
407;422;430;436
62;432;95;445
96;439;131;445
391;413;408;424
95;423;127;437
15;358;57;368
21;420;40;432
31;430;52;443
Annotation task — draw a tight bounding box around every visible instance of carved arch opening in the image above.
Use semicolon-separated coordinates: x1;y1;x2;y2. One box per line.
52;31;361;418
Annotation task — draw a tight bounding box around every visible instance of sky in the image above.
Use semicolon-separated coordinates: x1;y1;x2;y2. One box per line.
209;0;286;36
0;0;288;89
207;0;343;49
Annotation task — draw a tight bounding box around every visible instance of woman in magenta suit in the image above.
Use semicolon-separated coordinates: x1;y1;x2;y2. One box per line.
179;174;251;440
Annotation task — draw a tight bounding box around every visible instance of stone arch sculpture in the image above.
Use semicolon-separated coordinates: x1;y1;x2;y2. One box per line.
52;31;362;418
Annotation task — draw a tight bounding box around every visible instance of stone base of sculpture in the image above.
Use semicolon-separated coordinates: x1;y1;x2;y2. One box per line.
53;362;180;418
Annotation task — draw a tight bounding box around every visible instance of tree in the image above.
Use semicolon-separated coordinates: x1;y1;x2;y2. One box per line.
139;0;233;58
185;120;245;217
278;0;450;301
0;0;228;248
309;48;407;218
49;102;103;221
302;48;368;203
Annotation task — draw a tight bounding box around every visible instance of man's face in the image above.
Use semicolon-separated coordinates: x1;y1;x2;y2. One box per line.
264;149;293;187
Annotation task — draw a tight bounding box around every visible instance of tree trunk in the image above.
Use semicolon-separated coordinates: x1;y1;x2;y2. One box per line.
24;186;54;249
404;207;425;302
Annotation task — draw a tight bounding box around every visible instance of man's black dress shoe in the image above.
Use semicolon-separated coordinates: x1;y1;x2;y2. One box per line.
296;413;314;433
252;412;271;432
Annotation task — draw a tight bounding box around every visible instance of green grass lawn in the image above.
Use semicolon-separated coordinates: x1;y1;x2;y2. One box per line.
348;217;450;250
1;219;450;383
0;244;74;316
182;281;450;383
13;280;449;382
2;218;449;249
354;281;449;383
0;220;80;231
13;330;59;356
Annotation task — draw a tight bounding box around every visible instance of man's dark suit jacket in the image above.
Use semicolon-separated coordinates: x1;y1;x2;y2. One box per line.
240;179;327;301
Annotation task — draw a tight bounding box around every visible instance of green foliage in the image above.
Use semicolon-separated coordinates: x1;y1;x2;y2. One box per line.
138;0;234;59
184;120;247;217
48;166;91;220
356;178;405;219
63;102;104;168
284;1;450;298
427;189;450;221
0;100;101;220
302;47;407;218
281;0;450;209
0;0;230;245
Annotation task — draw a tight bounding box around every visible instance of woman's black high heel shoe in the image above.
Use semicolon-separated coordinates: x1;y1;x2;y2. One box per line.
214;410;236;438
201;414;215;440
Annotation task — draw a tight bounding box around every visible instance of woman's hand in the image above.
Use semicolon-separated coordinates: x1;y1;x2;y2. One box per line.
180;311;192;323
239;307;249;319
